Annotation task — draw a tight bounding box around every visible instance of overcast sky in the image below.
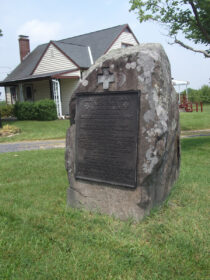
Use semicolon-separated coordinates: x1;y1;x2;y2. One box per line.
0;0;209;100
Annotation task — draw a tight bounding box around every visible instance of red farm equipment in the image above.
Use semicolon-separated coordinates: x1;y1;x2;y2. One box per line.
179;95;203;112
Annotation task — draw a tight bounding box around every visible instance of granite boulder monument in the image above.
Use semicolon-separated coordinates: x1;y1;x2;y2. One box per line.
65;44;180;221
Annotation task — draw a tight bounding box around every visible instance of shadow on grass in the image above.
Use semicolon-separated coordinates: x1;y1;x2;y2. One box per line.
181;136;210;152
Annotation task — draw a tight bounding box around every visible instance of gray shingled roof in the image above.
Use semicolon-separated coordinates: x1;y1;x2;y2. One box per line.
59;24;128;62
53;41;91;68
2;44;48;84
1;24;128;85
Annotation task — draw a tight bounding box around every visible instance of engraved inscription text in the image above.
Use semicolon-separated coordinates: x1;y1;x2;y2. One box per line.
75;91;139;188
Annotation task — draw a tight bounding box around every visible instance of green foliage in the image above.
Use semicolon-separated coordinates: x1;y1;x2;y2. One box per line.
34;99;57;121
186;88;200;103
0;28;2;36
14;101;37;120
14;99;57;121
199;85;210;103
129;0;210;54
0;104;14;117
182;85;210;103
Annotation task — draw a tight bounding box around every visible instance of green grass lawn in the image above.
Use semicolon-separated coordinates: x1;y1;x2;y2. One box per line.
0;120;70;143
0;137;209;279
180;103;210;131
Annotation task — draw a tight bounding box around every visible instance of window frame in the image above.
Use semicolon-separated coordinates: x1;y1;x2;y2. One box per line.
121;42;134;48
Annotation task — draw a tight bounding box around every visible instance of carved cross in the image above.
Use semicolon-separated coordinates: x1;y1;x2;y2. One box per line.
98;67;115;90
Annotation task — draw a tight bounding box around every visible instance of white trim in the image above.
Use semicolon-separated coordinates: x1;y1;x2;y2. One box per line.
172;79;190;103
88;46;94;65
172;80;190;86
60;70;81;77
52;79;63;118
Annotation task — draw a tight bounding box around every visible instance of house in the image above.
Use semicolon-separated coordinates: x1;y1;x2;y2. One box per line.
0;24;139;117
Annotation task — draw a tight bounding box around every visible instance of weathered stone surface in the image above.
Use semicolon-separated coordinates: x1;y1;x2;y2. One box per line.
65;44;180;221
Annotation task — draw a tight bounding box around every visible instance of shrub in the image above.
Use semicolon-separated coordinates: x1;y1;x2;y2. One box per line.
14;99;57;121
0;104;14;117
14;102;37;120
35;99;57;121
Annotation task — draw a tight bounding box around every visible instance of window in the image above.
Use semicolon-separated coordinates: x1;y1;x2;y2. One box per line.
26;86;32;99
121;43;133;48
10;87;16;98
24;85;33;101
10;86;17;104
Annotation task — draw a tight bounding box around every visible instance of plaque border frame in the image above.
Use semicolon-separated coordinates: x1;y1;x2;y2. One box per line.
74;90;140;189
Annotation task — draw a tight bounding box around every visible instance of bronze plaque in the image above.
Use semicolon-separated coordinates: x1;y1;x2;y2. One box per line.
75;91;139;188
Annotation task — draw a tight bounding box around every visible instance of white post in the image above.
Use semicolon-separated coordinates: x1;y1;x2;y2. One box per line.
57;79;62;118
52;79;63;118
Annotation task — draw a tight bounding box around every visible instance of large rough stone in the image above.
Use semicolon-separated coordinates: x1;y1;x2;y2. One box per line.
65;44;180;221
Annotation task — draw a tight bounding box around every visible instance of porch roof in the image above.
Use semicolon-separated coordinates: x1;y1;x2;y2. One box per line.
0;69;79;86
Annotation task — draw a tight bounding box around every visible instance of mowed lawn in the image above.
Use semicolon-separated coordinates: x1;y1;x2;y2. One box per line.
0;137;209;279
180;103;210;131
0;120;70;143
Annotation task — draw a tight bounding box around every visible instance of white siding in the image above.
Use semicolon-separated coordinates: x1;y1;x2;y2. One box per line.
34;44;77;75
60;79;79;115
108;31;138;51
61;70;81;77
5;87;12;104
32;80;51;101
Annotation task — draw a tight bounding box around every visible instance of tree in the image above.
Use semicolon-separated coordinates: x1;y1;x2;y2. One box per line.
129;0;210;58
181;85;210;102
0;29;2;37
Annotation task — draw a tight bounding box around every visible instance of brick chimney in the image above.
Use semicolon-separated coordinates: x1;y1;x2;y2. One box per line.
18;35;30;61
